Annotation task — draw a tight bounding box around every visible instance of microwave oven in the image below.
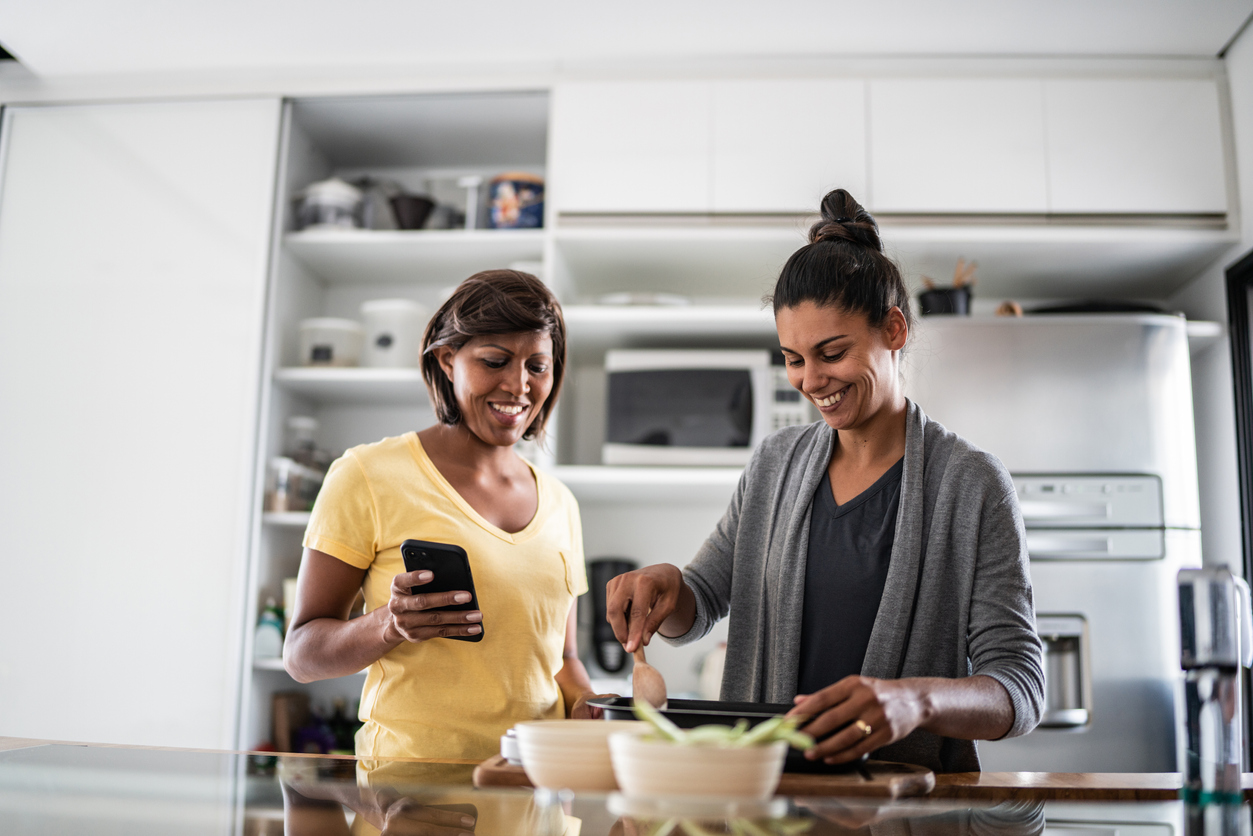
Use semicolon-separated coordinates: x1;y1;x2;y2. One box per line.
602;349;816;466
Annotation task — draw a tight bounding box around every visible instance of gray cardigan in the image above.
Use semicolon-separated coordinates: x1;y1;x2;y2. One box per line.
666;400;1045;772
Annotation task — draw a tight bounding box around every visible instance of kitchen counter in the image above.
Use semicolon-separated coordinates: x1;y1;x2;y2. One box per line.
0;738;1248;836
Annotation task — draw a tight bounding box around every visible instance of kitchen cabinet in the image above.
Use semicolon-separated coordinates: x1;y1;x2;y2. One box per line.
868;78;1050;213
711;79;866;212
549;72;1234;304
551;79;867;215
1044;78;1228;214
550;81;712;213
553;75;1229;220
0;98;282;748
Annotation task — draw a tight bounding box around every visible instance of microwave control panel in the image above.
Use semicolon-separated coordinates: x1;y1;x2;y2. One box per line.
770;367;817;431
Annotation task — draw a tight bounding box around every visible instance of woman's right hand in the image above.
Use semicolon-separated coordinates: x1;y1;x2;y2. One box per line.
383;570;484;643
605;564;690;653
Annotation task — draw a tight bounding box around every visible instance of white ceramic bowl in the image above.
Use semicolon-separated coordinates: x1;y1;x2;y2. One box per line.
608;731;787;801
514;720;642;791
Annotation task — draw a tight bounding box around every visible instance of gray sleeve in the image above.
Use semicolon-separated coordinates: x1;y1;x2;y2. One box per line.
661;466;748;647
967;487;1046;739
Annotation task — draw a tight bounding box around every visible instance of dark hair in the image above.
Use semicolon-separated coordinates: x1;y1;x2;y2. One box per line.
421;269;566;441
769;189;914;332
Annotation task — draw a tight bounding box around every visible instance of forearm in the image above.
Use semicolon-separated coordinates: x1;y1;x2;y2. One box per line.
911;674;1014;740
284;607;403;683
656;579;697;639
555;654;595;716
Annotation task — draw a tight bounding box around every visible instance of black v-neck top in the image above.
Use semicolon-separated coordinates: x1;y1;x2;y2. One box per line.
796;457;905;695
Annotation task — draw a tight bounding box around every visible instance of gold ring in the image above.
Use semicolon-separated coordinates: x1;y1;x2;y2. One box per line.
854;720;872;737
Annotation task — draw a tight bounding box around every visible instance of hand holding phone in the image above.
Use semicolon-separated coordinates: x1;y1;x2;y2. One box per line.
389;539;484;643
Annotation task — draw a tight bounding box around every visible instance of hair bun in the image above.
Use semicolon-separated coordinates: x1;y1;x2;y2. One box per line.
808;189;883;252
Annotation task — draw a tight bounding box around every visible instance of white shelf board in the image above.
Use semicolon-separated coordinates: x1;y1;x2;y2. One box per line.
253;657;367;677
550;465;742;503
884;223;1238;300
563;304;777;349
285;229;545;285
262;511;311;527
273;367;428;405
554;225;804;300
553;222;1238;302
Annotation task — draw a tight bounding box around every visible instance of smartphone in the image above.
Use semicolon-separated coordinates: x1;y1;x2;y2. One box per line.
400;539;483;642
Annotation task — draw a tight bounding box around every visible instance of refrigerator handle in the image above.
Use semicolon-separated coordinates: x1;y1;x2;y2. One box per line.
1019;499;1111;523
1237;576;1253;668
1025;534;1112;558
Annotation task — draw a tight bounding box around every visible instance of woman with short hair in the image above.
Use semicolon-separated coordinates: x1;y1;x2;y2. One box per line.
285;269;597;760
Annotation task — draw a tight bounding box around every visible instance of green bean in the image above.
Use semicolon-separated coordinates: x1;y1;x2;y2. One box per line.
630;702;813;750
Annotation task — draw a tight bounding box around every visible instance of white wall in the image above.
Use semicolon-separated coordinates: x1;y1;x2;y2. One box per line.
1168;23;1253;567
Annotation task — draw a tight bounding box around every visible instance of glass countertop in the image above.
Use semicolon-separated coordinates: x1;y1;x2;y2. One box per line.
0;743;1245;836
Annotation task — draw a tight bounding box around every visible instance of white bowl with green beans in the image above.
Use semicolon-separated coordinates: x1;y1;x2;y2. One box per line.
608;701;813;800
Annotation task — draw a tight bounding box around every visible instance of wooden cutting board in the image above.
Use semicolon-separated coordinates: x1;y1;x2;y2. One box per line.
473;755;935;798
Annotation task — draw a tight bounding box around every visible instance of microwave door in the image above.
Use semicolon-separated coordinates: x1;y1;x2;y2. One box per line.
602;349;774;466
606;368;752;445
603;370;754;465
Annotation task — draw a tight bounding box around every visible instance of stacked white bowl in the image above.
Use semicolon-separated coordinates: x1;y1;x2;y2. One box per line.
514;720;643;792
608;732;787;801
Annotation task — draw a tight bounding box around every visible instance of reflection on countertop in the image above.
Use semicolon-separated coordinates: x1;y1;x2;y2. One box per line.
0;742;1248;836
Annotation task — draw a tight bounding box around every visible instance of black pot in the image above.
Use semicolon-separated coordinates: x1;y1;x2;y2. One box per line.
390;195;436;230
918;287;972;316
587;697;863;774
1029;299;1168;314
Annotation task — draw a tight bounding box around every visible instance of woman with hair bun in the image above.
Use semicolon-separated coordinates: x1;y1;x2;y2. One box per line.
284;269;601;760
607;190;1044;773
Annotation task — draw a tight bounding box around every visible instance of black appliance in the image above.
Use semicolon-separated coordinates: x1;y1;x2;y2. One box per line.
587;558;637;673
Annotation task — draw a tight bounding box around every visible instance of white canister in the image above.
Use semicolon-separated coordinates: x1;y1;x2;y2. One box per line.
360;299;427;368
298;318;362;367
295;177;363;230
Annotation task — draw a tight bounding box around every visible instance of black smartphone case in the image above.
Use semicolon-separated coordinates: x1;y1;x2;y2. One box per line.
400;539;484;642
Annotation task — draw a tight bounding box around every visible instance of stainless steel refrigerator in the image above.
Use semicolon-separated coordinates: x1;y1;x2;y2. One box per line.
904;313;1201;772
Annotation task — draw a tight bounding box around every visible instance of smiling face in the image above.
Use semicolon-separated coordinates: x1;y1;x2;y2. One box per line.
435;331;555;448
775;301;908;433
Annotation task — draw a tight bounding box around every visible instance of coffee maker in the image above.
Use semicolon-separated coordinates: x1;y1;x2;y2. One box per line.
585;558;638;674
1178;565;1253;804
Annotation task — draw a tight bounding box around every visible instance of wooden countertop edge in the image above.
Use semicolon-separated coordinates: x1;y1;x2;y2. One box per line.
930;772;1184;801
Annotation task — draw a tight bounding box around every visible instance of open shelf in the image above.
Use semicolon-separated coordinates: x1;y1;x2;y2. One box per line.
284;229;545;286
554;225;800;301
553;221;1239;302
273;367;428;405
550;465;743;503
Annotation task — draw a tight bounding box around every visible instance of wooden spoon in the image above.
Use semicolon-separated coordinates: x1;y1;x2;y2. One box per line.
632;646;668;709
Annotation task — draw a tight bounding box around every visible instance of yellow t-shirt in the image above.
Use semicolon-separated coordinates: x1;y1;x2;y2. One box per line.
303;433;588;760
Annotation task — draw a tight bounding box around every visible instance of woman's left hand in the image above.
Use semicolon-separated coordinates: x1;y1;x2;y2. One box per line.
568;692;618;720
786;676;930;764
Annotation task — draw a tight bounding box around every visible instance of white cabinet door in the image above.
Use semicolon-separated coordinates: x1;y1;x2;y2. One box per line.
868;79;1049;213
711;80;866;213
551;81;711;213
0;99;281;748
1044;79;1227;214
